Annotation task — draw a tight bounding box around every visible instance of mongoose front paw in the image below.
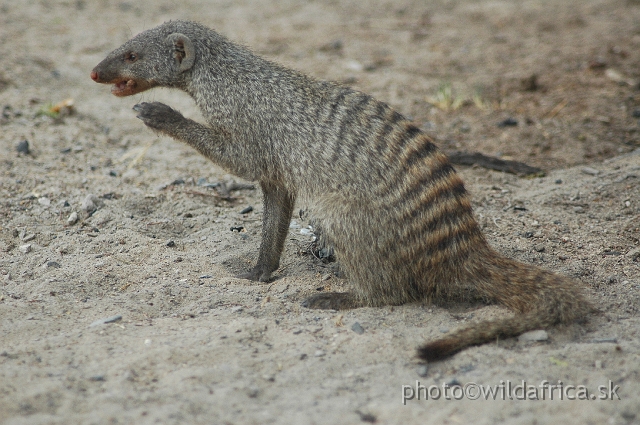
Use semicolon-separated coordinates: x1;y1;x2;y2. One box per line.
133;102;183;131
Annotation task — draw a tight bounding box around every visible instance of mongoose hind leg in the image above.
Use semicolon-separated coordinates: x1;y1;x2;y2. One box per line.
301;292;363;310
237;181;295;282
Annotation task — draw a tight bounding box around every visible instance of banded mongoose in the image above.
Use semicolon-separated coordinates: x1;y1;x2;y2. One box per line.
91;20;592;361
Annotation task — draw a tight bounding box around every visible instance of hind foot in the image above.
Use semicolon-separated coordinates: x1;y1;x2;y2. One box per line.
235;266;273;283
301;292;361;310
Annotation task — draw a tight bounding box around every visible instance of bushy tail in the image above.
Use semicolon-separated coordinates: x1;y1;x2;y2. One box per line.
418;256;592;362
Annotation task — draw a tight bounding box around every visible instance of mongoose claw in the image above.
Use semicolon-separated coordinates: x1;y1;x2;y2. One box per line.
132;102;183;131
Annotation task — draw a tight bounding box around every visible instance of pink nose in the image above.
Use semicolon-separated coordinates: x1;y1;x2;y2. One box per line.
90;70;99;81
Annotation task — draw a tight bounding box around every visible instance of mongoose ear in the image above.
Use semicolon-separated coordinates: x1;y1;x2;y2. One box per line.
165;33;195;72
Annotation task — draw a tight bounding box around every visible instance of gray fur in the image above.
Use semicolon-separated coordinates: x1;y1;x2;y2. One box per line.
92;20;593;361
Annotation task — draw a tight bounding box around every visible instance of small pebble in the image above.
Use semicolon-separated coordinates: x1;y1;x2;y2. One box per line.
573;206;584;213
351;322;365;335
497;117;518;128
19;244;32;254
16;140;30;154
416;365;429;377
289;220;301;229
89;375;105;382
38;197;51;207
594;360;603;369
230;306;243;313
144;339;152;346
321;273;332;281
534;244;546;253
314;350;326;357
439;328;449;333
166;240;176;247
22;234;36;242
67;211;79;225
605;68;625;84
581;167;600;176
518;330;548;342
345;60;364;72
239;206;253;214
300;227;313;236
47;261;61;268
555;179;563;184
81;194;102;214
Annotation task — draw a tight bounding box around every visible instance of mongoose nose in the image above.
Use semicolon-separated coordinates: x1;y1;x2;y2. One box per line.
90;70;99;81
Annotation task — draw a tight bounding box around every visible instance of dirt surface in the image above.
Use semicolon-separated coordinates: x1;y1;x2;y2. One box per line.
1;0;640;424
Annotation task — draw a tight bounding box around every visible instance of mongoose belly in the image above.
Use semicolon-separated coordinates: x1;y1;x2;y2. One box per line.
91;20;592;361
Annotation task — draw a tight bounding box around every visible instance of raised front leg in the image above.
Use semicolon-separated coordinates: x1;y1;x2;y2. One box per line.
134;102;294;282
133;102;244;174
237;181;295;282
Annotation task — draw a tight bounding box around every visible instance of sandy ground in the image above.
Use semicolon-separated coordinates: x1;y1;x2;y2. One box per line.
1;0;640;424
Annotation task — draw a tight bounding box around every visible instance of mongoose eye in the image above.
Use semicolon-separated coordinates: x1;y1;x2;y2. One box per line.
124;52;138;63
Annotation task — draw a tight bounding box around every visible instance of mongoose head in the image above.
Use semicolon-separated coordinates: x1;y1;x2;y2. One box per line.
90;21;197;96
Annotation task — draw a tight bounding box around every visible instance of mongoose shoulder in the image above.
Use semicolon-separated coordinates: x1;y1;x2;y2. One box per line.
91;20;593;361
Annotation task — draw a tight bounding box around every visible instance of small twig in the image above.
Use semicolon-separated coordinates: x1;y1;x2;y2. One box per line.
447;151;544;177
145;221;169;226
128;141;154;169
183;189;221;198
544;99;568;119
